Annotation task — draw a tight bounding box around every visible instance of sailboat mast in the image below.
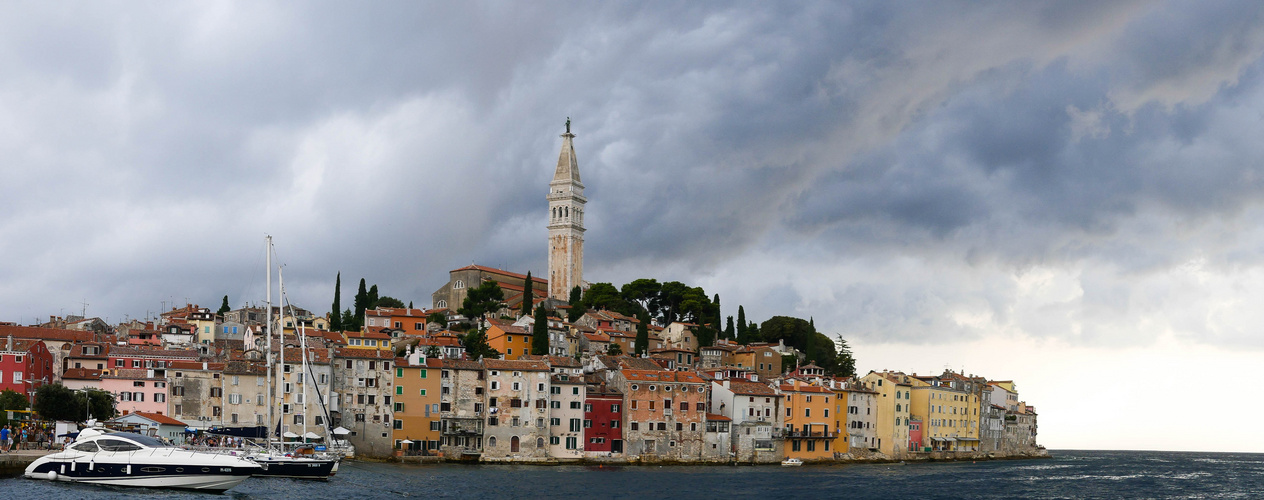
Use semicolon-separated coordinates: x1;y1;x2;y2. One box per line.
264;235;273;446
300;318;309;440
277;265;286;445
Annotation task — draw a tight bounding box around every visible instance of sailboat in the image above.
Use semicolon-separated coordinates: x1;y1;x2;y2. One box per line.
244;236;340;479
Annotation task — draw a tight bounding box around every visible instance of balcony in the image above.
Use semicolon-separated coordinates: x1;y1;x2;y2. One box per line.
663;408;673;417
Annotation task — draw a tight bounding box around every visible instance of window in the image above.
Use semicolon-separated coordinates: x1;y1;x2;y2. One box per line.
397;368;404;378
569;419;581;432
565;436;577;450
210;387;222;398
570;401;581;409
611;404;620;413
395;402;405;412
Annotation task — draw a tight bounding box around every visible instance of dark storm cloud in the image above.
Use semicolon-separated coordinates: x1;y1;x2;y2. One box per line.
2;2;1263;349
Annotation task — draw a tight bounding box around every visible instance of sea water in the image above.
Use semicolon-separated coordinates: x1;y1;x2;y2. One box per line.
2;450;1260;499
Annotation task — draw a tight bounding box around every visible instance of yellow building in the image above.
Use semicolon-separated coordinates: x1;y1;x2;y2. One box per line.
341;329;393;351
908;376;976;452
392;357;442;454
779;380;837;461
860;371;912;458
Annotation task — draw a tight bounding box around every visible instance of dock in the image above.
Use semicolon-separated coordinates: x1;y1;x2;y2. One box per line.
0;450;51;475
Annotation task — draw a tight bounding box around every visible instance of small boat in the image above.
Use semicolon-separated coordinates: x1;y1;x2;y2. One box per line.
781;458;804;466
24;428;261;492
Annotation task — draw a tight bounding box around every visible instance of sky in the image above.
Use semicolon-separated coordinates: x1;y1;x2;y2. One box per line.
1;2;1262;452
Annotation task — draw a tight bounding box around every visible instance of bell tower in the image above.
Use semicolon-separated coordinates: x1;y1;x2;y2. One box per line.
548;118;585;300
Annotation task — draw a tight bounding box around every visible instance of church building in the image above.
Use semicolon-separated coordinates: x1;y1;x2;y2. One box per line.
547;119;586;300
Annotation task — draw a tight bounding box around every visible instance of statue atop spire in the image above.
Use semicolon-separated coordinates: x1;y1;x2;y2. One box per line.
565;116;571;134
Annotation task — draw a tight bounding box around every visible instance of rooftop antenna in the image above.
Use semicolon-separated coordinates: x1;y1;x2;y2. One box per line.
81;299;89;318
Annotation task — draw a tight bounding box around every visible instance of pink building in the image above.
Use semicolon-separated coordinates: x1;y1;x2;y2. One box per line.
101;369;169;415
908;417;923;452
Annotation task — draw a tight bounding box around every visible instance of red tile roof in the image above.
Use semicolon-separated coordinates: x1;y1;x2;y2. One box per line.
482;359;550;371
0;325;94;342
451;264;549;284
131;411;186;426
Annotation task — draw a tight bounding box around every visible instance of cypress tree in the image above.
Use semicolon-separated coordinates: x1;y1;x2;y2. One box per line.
724;316;735;340
408;301;413;309
634;310;650;356
522;272;534;317
531;304;549;355
567;285;586;322
368;284;380;311
354;278;367;330
330;273;343;331
218;295;231;315
736;306;748;343
712;294;721;331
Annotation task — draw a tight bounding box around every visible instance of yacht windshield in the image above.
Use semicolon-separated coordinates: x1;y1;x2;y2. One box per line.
95;433;169;450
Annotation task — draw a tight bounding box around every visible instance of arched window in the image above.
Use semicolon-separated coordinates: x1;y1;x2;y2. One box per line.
488;436;497;448
454;280;465;289
436;300;447;309
510;436;520;453
564;207;569;218
536;437;544;449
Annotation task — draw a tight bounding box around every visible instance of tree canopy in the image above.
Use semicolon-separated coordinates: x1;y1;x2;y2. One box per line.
759;315;855;377
521;271;534;317
0;389;28;426
33;384;116;422
531;305;549;355
217;295;230;315
459;280;505;328
461;329;501;360
330;272;343;331
376;296;406;309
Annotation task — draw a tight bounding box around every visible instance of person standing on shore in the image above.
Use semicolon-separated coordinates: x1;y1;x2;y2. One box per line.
1;425;10;452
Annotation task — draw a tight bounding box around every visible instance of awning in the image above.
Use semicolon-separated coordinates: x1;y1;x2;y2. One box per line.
332;426;351;435
956;437;980;442
400;439;413;444
303;432;322;440
282;431;300;438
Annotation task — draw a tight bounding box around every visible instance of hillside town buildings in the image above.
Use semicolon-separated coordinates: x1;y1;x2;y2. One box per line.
1;123;1042;463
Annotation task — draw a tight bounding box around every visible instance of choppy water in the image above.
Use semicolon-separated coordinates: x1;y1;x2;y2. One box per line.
3;450;1261;499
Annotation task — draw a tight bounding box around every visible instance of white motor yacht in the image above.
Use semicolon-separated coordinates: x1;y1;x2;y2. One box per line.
24;428;261;492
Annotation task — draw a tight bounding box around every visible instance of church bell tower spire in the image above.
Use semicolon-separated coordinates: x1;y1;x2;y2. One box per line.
548;118;586;300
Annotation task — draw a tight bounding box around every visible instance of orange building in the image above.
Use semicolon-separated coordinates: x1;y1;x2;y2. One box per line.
485;319;534;360
367;307;436;336
780;380;837;460
392;357;442;454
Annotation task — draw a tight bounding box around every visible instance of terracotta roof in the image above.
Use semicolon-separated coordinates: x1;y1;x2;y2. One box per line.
0;325;94;342
483;359;550;372
584;332;610;342
726;380;777;396
343;329;392;340
622;369;706;384
223;361;268;376
62;368;103;380
108;346;198;359
705;413;731;421
451;264;549;284
130;411;186;426
442;359;484;371
486;318;529;335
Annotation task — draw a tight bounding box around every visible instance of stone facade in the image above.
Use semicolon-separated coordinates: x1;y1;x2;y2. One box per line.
439;359;486;458
332;348;395;457
613;369;710;462
482;359;552;461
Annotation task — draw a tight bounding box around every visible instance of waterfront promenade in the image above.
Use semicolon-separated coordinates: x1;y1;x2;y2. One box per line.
0;450;51;475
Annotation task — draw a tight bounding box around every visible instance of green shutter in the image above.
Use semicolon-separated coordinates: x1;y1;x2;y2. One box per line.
396;386;403;395
396;368;403;378
420;369;427;378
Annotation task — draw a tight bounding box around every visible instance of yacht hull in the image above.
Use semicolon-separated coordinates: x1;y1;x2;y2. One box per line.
251;456;339;479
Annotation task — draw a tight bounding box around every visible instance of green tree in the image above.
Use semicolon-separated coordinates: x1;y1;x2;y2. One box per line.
657;281;690;325
461;329;501;360
424;345;441;359
620;278;661;317
0;389;29;426
736;306;748;342
368;284;380;310
634;310;650;355
330;272;343;331
521;271;534;317
761;316;843;375
581;283;629;314
724;316;735;340
217;295;231;315
426;311;447;329
458;280;505;330
341;309;355;332
606;343;623;356
834;335;857;377
354;278;368;330
712;294;722;331
34;384;116;422
567;286;586;322
531;305;550;356
376;296;406;308
408;301;413;309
